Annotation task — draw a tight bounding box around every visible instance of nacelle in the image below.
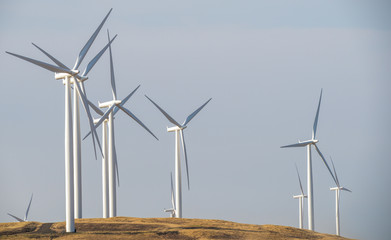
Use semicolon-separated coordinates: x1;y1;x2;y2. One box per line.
298;139;318;145
99;100;122;108
167;126;186;132
55;70;80;80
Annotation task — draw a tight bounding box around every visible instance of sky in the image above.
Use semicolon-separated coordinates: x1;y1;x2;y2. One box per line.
0;1;390;239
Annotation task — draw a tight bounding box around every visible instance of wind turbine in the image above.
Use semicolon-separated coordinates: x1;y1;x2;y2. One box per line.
87;106;119;219
145;95;212;218
84;30;158;218
281;89;337;231
164;172;176;218
7;194;33;222
86;102;111;218
329;157;351;236
293;164;307;229
6;9;115;232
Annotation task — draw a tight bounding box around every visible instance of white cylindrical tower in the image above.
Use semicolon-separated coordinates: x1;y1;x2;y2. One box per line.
307;145;314;231
299;197;303;229
108;112;116;217
73;80;82;219
64;76;75;232
102;120;109;218
175;129;182;218
336;189;340;236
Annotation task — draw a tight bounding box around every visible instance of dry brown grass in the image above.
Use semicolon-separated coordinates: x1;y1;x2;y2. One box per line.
0;217;355;240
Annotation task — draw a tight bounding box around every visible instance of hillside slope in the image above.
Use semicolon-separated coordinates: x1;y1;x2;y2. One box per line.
0;217;354;240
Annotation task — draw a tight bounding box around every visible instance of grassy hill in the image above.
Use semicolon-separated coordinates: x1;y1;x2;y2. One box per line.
0;217;354;239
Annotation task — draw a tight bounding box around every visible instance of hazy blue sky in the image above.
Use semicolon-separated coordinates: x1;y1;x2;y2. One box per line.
1;1;390;239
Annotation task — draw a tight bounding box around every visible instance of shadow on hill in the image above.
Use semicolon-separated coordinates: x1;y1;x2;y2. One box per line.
34;223;55;234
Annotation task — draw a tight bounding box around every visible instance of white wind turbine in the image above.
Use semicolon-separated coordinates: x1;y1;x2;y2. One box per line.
86;102;112;218
84;30;158;218
281;89;338;231
6;9;115;232
7;194;33;222
329;157;351;236
164;172;176;218
293;164;307;229
145;95;212;218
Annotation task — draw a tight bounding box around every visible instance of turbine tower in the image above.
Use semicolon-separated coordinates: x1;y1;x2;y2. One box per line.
7;193;33;222
329;157;351;236
145;95;212;218
84;31;158;217
293;164;307;229
164;172;176;218
6;9;114;232
281;89;337;231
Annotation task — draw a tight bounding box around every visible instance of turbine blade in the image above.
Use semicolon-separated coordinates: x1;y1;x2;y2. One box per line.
87;99;104;116
313;144;338;186
113;85;141;116
280;142;309;148
24;193;33;221
312;89;323;140
145;95;182;127
82;34;118;76
83;130;92;140
74;78;103;158
73;8;113;69
80;81;87;93
75;81;97;159
330;156;340;188
182;98;212;126
6;51;74;74
83;104;115;140
113;123;120;187
7;213;24;222
180;129;190;190
32;43;70;70
107;29;117;100
342;187;352;193
295;164;304;195
82;83;104;139
117;105;159;140
115;157;120;187
73;83;98;141
171;172;175;209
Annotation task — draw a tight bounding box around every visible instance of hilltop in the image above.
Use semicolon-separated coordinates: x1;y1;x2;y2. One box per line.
0;217;354;239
